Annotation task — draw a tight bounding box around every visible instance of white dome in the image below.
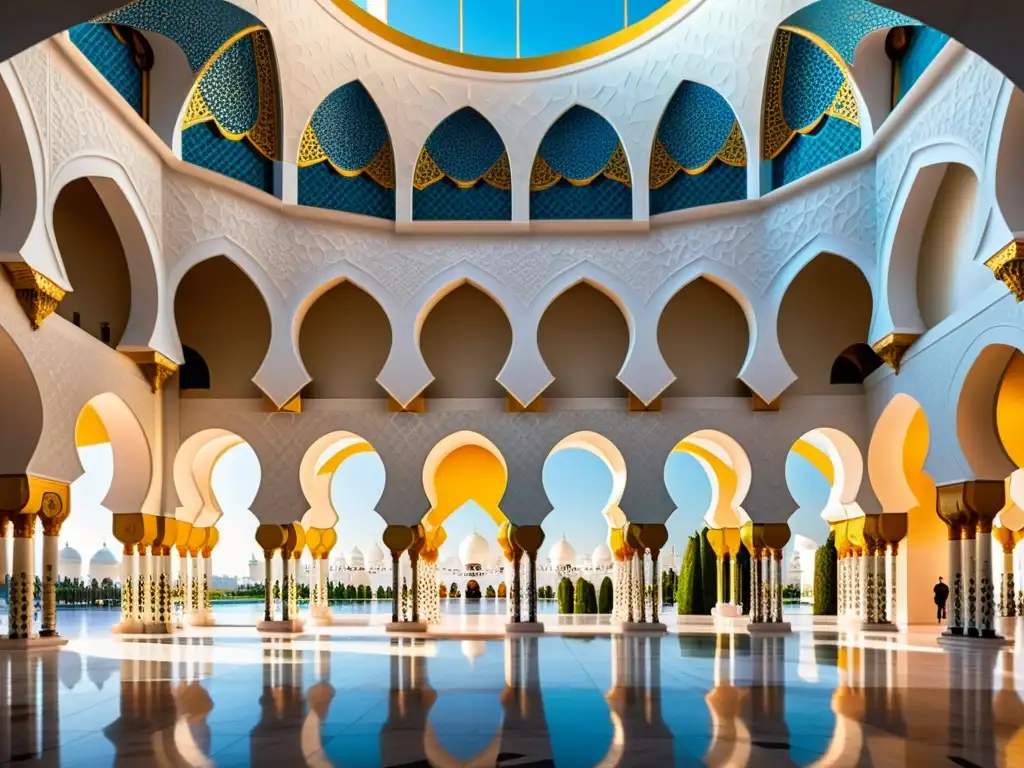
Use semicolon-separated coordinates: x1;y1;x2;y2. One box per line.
349;546;365;568
366;542;385;566
89;546;118;567
549;536;576;568
459;532;490;568
59;545;82;564
592;544;612;568
794;535;819;551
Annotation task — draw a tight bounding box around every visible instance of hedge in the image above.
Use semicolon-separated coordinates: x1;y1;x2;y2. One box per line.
814;531;838;615
557;576;574;614
676;533;703;615
598;576;614;614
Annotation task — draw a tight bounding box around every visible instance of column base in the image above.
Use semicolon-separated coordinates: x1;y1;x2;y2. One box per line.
257;619;305;633
838;617;899;633
747;622;792;634
0;636;67;651
505;621;545;634
386;621;428;633
188;613;216;627
618;621;668;634
938;631;1011;649
112;620;145;635
676;614;715;626
712;603;742;619
310;614;335;627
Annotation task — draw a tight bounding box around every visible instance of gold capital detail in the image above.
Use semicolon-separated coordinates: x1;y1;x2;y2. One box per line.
2;263;65;329
871;332;919;375
123;350;179;392
985;239;1024;301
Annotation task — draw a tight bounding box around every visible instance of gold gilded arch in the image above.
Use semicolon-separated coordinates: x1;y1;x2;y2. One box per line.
791;438;835;485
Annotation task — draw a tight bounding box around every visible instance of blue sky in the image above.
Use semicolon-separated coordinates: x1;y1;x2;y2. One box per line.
59;439;832;579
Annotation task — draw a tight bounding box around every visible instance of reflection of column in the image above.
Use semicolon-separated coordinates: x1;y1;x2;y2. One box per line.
40;522;60;636
9;515;36;640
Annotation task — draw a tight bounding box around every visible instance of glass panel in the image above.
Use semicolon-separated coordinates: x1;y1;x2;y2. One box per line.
389;0;460;52
520;0;625;58
464;0;517;58
627;0;669;25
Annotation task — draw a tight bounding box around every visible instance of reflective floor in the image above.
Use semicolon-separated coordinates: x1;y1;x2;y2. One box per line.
1;621;1022;766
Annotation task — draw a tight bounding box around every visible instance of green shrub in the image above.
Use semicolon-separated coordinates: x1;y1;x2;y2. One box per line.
586;580;598;613
598;576;613;614
376;585;385;599
485;584;496;598
574;577;588;614
557;577;574;614
813;531;838;615
677;534;703;615
346;584;356;600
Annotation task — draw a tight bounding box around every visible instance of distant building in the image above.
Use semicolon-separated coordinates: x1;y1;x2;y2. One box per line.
88;544;119;584
58;544;83;582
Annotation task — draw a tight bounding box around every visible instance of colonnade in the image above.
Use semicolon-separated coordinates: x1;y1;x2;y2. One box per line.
936;481;1005;640
739;523;791;628
254;523;306;629
834;514;906;629
0;479;70;642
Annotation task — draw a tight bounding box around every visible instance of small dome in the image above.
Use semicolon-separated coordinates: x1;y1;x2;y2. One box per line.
60;545;82;564
348;546;365;568
366;542;385;566
794;534;818;551
89;545;118;566
459;532;490;568
592;544;612;567
549;536;576;568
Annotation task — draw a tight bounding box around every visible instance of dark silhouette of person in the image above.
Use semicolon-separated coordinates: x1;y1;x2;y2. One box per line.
934;577;949;623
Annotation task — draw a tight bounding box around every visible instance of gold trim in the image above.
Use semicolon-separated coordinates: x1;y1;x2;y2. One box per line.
481;151;511;190
2;263;65;330
362;141;396;188
122;350;179;391
603;142;632;187
413;147;445;190
530;154;562;191
181;86;214;131
985;239;1024;302
649;138;679;190
297;122;328;167
717;120;747;167
648;120;747;189
331;0;692;73
871;332;920;375
413;148;510;191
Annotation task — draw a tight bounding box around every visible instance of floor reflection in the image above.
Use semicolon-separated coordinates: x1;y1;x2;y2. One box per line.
0;629;1022;766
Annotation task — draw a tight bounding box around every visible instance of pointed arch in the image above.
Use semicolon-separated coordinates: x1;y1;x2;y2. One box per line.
78;393;153;516
530;105;632;220
297;80;395;220
649;81;747;215
414;107;511;221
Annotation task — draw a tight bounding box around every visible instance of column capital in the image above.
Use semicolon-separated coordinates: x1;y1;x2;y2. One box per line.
2;262;65;329
11;512;36;538
937;481;1004;536
985;238;1024;301
511;524;546;556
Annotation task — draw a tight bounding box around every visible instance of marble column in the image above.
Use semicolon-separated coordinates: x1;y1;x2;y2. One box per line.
281;552;291;622
963;531;979;637
319;555;329;619
873;545;887;624
976;518;996;638
888;542;899;625
40;520;60;636
263;550;274;622
715;555;724;607
527;550;538;624
511;549;522;623
858;550;869;621
410;551;420;624
0;515;8;602
190;551;201;616
949;532;965;635
749;548;761;622
177;548;189;626
637;551;647;623
390;553;400;623
772;550;784;624
730;552;740;605
121;544;135;627
761;551;772;623
864;544;877;624
650;550;661;625
1002;548;1015;618
288;554;298;619
8;515;36;640
203;554;214;619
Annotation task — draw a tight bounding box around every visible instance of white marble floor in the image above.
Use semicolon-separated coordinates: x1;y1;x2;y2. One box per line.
1;617;1022;767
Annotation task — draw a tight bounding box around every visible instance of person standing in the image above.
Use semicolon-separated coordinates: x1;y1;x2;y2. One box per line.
934;577;949;624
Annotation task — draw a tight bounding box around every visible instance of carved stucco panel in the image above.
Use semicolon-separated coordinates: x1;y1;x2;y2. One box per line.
9;46;50;179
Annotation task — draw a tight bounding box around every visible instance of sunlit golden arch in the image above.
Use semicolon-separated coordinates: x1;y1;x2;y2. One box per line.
670;430;750;529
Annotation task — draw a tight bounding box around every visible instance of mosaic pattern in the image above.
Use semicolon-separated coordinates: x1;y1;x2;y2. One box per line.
536;106;621;182
783;0;919;64
650;158;746;215
896;27;951;104
69;24;144;116
657;82;739;172
771;117;861;189
298;162;396;220
424;107;507;184
530;175;632;220
182;122;274;193
302;81;390;172
196;34;259;136
782;33;847;131
414;177;511;220
96;0;261;72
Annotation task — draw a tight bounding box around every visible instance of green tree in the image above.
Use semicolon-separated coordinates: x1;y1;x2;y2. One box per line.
377;585;386;599
699;528;717;613
272;580;281;601
557;576;574;614
485;584;496;598
574;577;588;614
814;531;838;616
676;534;703;615
585;580;598;613
386;586;393;599
598;576;614;614
346;584;357;600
